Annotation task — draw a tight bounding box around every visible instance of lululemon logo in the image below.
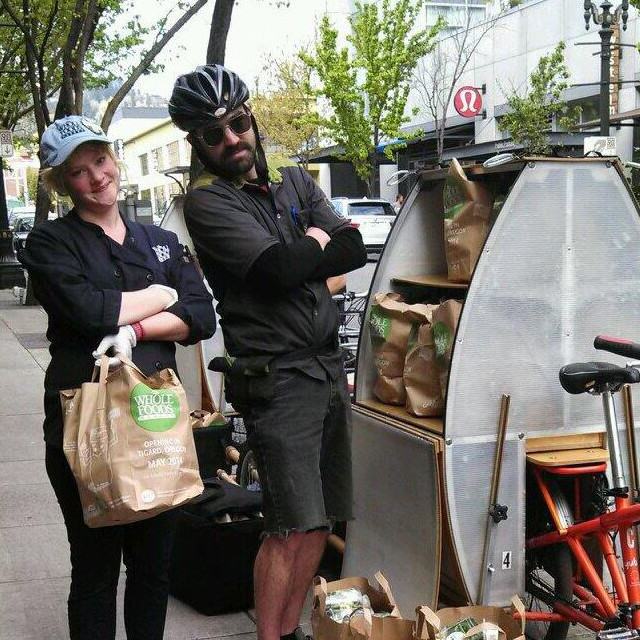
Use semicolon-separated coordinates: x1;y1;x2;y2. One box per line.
460;90;477;112
130;383;180;432
453;86;482;118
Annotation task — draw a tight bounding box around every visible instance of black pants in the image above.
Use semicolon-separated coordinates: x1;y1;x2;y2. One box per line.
45;445;179;640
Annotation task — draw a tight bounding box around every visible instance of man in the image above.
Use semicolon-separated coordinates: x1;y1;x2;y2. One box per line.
168;65;367;640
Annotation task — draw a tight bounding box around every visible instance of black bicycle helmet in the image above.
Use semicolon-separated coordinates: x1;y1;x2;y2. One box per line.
169;64;250;131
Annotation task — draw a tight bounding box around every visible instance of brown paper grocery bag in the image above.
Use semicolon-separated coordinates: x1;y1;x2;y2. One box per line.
416;600;525;640
61;354;203;528
369;293;434;406
432;299;463;399
312;572;414;640
404;308;443;417
443;158;494;283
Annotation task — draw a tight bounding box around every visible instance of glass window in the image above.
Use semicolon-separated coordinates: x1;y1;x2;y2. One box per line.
140;189;151;202
426;0;486;31
167;141;180;168
154;185;167;215
347;202;396;216
151;147;164;171
139;154;149;176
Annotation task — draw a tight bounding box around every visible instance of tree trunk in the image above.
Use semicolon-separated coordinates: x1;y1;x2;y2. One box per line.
189;0;236;187
24;172;51;305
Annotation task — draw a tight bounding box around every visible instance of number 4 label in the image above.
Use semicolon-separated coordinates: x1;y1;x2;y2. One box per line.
502;551;512;570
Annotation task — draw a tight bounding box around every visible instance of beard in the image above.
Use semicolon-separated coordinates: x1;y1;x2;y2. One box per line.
202;141;257;180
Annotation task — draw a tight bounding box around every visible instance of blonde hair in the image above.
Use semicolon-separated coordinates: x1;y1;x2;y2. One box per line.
41;141;119;198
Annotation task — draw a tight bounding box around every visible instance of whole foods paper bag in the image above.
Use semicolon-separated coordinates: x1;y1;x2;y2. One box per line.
312;572;414;640
443;159;494;283
61;355;203;528
432;299;463;399
369;294;434;405
404;313;443;417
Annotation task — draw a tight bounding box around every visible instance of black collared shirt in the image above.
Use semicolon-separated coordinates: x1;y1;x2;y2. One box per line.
183;166;353;378
21;209;215;446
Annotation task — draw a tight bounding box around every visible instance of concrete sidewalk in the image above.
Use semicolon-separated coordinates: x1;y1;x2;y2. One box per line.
0;289;259;640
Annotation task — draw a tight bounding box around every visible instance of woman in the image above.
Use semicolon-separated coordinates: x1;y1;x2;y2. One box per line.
21;115;216;640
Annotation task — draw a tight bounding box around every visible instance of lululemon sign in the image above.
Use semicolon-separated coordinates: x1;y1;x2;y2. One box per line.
454;86;483;118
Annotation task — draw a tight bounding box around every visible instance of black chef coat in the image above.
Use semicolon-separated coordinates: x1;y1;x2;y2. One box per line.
20;209;216;446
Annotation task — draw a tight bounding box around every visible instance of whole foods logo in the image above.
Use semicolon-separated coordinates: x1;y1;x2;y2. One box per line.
370;307;391;340
130;384;180;432
433;322;451;362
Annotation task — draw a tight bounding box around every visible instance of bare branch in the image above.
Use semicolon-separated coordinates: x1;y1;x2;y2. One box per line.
100;0;209;131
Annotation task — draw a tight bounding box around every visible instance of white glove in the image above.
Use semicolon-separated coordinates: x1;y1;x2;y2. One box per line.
92;325;136;367
149;283;178;309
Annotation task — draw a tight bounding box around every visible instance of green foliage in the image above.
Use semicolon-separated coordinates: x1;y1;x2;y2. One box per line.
498;42;580;155
251;49;321;168
301;0;443;192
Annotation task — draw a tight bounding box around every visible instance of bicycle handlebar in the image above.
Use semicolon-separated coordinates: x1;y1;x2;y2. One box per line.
594;335;640;360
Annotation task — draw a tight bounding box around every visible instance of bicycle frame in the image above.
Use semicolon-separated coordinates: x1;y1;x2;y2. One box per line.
525;388;640;631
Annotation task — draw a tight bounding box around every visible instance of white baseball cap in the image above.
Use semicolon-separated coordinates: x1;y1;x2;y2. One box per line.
40;116;111;168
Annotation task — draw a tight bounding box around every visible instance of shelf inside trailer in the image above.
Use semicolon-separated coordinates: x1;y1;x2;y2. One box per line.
391;274;469;289
356;398;444;435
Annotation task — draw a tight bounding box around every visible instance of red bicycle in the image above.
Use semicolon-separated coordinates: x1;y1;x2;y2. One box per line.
524;336;640;640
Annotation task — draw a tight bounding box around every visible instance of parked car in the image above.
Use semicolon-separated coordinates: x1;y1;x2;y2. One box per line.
11;210;57;254
11;213;34;253
8;205;35;227
330;197;396;252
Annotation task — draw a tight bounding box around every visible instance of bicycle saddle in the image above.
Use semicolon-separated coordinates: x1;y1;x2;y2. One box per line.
559;361;640;395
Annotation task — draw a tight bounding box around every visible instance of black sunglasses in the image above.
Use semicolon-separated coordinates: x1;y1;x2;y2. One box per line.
199;113;252;146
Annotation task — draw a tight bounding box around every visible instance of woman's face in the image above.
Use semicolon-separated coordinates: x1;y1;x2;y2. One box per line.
63;144;119;213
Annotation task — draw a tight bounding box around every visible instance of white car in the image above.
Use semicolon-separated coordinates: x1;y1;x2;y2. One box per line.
330;197;396;252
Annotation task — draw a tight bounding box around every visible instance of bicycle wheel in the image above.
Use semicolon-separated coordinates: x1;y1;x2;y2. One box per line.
525;544;573;640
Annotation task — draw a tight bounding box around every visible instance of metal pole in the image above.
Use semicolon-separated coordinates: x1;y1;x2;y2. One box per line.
478;394;511;604
599;21;612;136
602;390;626;489
623;384;639;497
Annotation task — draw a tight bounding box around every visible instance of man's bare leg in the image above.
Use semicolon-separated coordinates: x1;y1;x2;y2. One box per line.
254;531;328;640
280;530;328;635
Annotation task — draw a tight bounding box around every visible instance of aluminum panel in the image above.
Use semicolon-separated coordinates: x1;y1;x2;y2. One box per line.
448;161;640;441
343;408;441;615
444;160;640;601
444;438;525;605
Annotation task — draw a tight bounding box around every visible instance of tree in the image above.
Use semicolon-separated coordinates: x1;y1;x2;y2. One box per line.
412;3;500;163
0;0;210;229
251;50;321;169
498;42;580;155
301;0;443;196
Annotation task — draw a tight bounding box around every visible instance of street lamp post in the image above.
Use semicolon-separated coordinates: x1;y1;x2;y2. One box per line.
584;0;629;136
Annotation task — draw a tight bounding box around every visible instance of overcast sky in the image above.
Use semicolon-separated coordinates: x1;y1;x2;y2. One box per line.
136;0;355;99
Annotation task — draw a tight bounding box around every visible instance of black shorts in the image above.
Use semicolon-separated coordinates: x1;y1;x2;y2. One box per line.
242;367;353;536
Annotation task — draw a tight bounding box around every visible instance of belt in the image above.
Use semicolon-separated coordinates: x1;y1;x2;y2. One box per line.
208;338;339;374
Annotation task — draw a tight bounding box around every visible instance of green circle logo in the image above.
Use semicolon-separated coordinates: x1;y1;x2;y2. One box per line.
130;383;180;432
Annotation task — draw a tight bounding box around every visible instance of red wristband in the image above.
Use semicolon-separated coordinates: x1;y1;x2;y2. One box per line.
132;321;144;342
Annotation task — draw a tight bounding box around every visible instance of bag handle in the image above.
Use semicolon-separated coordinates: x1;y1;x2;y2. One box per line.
374;571;400;616
511;595;526;635
414;605;440;640
312;575;328;612
96;355;110;427
113;353;147;378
